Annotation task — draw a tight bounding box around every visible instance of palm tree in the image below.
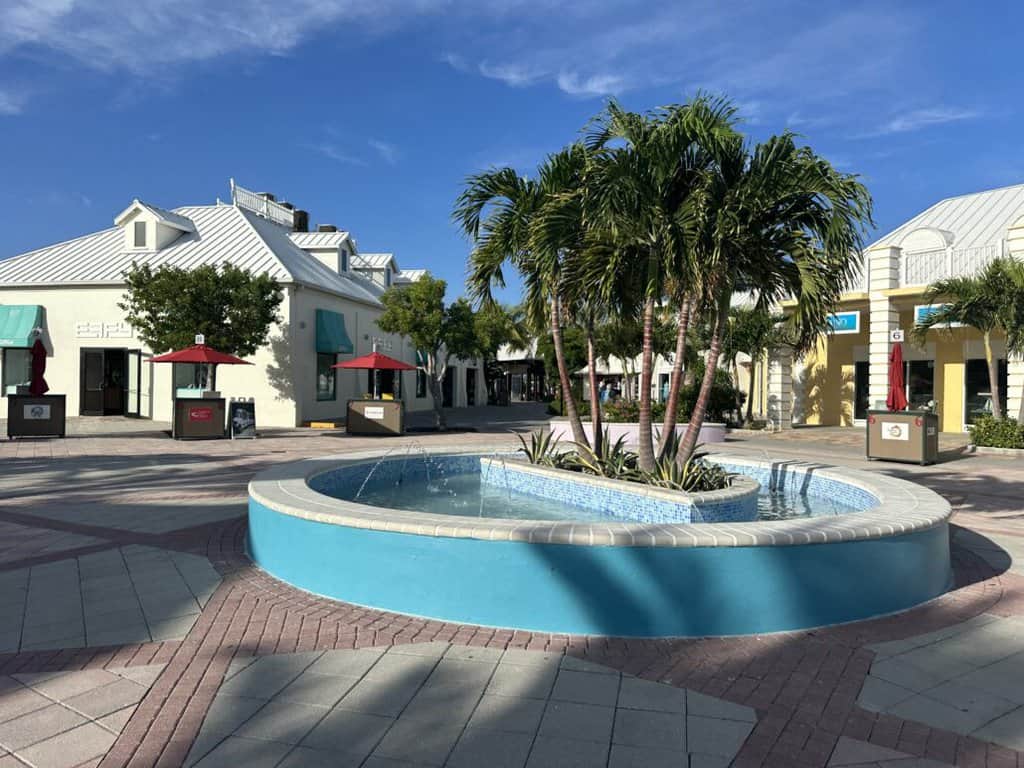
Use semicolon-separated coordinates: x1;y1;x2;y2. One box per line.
676;132;874;461
913;257;1024;420
582;96;738;471
722;305;784;425
454;146;592;447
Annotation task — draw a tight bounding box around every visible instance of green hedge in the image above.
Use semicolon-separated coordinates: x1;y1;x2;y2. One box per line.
969;416;1024;449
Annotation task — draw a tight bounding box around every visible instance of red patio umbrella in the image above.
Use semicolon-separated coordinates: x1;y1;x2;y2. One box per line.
334;352;416;399
886;342;908;412
148;343;252;391
28;338;48;396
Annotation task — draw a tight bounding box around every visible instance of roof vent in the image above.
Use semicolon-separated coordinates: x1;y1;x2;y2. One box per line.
293;210;309;233
317;224;338;233
279;201;295;210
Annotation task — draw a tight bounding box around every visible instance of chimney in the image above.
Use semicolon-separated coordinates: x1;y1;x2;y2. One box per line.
317;224;338;233
292;210;309;233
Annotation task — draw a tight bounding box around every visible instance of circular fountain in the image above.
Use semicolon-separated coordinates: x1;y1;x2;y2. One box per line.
247;448;952;637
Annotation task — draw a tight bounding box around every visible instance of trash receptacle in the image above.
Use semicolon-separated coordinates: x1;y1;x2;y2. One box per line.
866;410;939;465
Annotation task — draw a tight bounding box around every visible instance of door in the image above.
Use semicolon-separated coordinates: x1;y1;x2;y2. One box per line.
854;362;869;421
442;368;454;408
80;350;105;415
126;350;141;417
466;368;477;406
102;350;126;415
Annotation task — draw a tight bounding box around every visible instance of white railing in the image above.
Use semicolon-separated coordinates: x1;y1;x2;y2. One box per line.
900;241;1004;288
230;179;295;229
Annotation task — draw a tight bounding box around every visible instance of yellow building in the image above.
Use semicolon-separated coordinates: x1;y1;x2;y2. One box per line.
766;183;1024;433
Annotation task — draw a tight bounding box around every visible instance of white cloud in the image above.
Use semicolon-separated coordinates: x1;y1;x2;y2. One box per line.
0;89;25;115
874;107;980;135
308;142;368;167
556;71;624;97
369;138;399;165
478;61;544;88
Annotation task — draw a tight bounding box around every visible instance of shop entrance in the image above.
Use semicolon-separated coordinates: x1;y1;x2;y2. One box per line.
80;348;139;416
854;362;869;421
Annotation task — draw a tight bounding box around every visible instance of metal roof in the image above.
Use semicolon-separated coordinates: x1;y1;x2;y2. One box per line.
872;183;1024;252
114;199;196;232
0;203;381;305
289;231;352;249
395;268;427;283
352;253;398;270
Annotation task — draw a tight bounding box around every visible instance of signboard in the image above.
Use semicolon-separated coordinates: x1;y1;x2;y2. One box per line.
890;329;905;343
188;407;214;422
24;404;50;420
364;406;385;420
230;400;257;439
74;321;134;339
827;311;860;334
881;421;909;441
914;304;964;328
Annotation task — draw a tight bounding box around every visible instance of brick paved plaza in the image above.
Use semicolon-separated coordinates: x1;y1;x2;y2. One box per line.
2;407;1024;767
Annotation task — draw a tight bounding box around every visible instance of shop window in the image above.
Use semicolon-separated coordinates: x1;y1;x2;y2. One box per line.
340;248;349;272
965;358;1008;424
416;370;427;398
905;360;935;411
173;362;206;391
316;353;337;401
854;362;869;420
1;348;32;396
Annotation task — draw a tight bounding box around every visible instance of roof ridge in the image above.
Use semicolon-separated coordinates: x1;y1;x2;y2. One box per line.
230;206;298;283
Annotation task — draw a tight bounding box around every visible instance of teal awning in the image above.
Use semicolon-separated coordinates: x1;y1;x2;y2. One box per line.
0;305;43;347
315;309;354;354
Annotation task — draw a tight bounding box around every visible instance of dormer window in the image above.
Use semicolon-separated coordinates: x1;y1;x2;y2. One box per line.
134;221;147;248
385;268;392;287
340;248;349;272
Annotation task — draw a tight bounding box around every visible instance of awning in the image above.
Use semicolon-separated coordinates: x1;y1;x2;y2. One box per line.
0;305;44;347
316;309;354;354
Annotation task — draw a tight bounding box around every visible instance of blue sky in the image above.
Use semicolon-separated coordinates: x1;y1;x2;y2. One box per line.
1;1;1022;303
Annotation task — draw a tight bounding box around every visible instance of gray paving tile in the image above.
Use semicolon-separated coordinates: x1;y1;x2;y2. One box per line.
147;614;199;642
613;707;685;750
858;676;918;713
362;757;433;768
23;669;120;701
306;647;385;678
198;695;267;736
234;701;327;745
0;685;52;724
110;664;165;687
526;735;609;768
550;669;619;707
955;652;1024;704
17;722;116;768
894;645;978;680
468;695;546;734
487;663;558;700
868;659;947;694
97;706;135;732
617;676;686;714
335;677;422;717
0;702;87;751
424;659;495;689
686;715;755;757
829;736;910;765
686;690;756;723
500;649;563;668
389;642;450;660
444;645;504;663
276;672;359;708
364;652;439;686
558;656;618;675
193;735;292;767
922;680;1018;724
687;755;732;768
86;627;153;647
448;727;532;768
400;683;479;726
219;660;307;700
64;678;147;718
300;709;393;757
609;743;687;768
20;636;86;652
539;700;614;743
972;705;1024;750
371;717;464;766
886;693;1001;735
278;745;363;768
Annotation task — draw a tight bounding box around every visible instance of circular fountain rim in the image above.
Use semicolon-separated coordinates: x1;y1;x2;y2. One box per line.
248;447;951;549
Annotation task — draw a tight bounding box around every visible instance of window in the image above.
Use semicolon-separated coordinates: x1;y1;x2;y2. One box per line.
134;221;146;248
385;268;392;288
1;348;32;396
340;248;349;272
317;353;337;401
173;362;206;391
905;360;934;411
416;370;427;398
965;358;1007;425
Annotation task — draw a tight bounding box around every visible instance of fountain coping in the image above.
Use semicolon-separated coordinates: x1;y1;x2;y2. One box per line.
248;447;952;548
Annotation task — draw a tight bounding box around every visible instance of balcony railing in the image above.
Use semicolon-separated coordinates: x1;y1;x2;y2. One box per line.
900;242;1002;287
230;179;295;229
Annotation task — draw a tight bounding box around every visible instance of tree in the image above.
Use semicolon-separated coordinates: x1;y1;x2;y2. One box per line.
474;303;531;403
676;131;873;460
454;145;592;447
913;257;1024;420
724;306;785;425
377;275;480;430
119;262;283;388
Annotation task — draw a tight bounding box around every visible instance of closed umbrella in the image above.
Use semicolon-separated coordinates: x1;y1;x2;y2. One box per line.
28;339;48;396
886;342;907;412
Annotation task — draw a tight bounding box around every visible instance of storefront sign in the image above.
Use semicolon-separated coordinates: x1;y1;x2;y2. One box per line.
881;421;909;441
188;407;214;422
24;404;50;420
75;321;134;339
827;311;860;334
914;305;964;328
364;406;385;420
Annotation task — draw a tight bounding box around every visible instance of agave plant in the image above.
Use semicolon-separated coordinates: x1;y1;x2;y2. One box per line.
516;430;562;466
561;429;642;480
645;447;732;492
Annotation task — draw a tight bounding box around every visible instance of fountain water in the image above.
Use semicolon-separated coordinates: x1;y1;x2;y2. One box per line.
353;446;398;500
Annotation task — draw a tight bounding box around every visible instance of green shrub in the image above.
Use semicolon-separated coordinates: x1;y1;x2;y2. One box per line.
547;397;590;417
969;416;1024;449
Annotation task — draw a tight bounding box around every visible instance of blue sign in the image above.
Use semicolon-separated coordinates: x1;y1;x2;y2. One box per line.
827;311;860;334
914;304;963;328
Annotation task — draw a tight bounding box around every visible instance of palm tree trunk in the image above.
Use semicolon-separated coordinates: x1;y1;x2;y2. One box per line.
551;296;589;447
745;356;756;425
586;325;602;455
658;299;691;459
984;331;1003;419
679;298;730;462
430;356;447;430
637;296;657;472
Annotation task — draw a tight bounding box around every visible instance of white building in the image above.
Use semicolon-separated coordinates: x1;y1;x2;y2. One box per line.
0;181;487;427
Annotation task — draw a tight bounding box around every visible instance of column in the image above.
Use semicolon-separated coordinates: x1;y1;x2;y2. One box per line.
766;346;793;430
1007;353;1024;422
867;246;900;410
